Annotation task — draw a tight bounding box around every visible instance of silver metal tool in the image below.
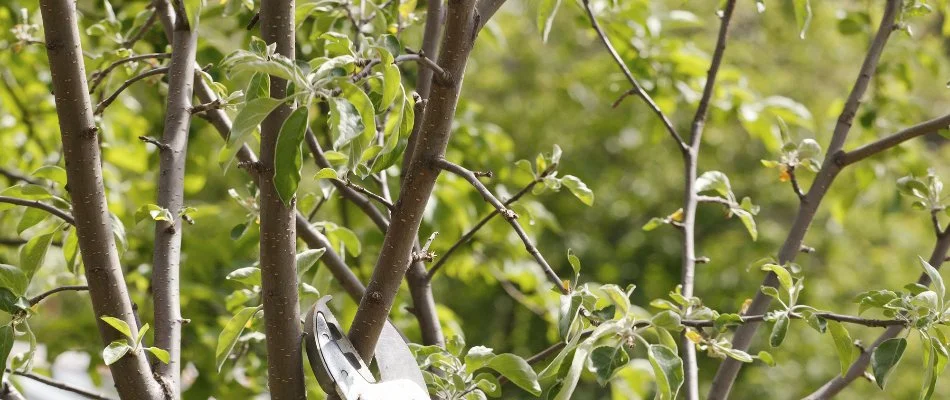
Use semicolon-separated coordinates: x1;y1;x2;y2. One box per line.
304;296;429;400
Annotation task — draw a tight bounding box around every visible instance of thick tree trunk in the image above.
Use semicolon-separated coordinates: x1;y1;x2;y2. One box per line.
38;0;162;398
257;0;306;397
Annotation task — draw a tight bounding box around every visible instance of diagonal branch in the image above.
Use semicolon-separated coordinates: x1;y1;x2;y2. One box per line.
95;67;170;115
437;159;567;293
427;165;553;281
707;2;902;398
6;370;114;400
0;196;74;225
89;53;171;93
581;0;686;152
28;285;88;306
839;112;950;166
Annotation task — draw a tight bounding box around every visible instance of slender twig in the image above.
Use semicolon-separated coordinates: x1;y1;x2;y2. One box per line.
189;99;223;114
337;179;394;210
696;195;734;208
682;311;906;329
28;285;89;306
89;53;171;93
708;2;901;398
121;8;158;48
138;135;170;151
0;196;75;225
788;166;806;200
95;67;170;115
396;52;450;83
581;0;687;152
426;167;552;281
498;278;546;316
307;195;328;222
6;371;114;400
438;159;567;293
838;112;950;166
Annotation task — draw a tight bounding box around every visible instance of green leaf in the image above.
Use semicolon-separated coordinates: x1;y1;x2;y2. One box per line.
714;313;743;331
136;323;150;346
31;165;67;187
296;248;326;276
0;288;23;314
20;231;54;282
732;208;758;241
330;226;361;257
0;325;13;382
183;0;202;30
588;345;629;385
559;293;582;339
655;327;678;351
0;264;28;296
872;338;907;389
537;0;563;42
798;138;821;160
314;168;339;180
464;345;496;374
216;306;261;371
486;353;541;395
0;184;52;201
761;263;793;292
769;313;789;347
793;0;813;39
695;171;733;199
229;97;284;144
135;204;174;224
642;217;668;231
447;335;466;357
102;340;132;365
226;267;262;286
101;316;133;340
560;175;594;206
918;256;945;309
827;321;853;377
651;310;682;330
146;347;170;364
380;63;400;110
245;72;270;102
17;207;48;235
647;344;684;400
567;249;581;277
599;284;631;316
274;106;310;206
473;372;501;397
757;350;775;366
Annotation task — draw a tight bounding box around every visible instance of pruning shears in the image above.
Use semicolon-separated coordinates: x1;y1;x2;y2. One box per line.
304;296;429;400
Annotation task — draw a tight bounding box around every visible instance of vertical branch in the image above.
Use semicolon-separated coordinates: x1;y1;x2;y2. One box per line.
37;0;163;398
803;230;950;399
678;2;737;399
347;0;479;362
151;4;198;396
258;0;305;397
707;2;901;398
401;0;444;180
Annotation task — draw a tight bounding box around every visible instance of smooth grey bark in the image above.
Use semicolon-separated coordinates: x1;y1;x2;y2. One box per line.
707;2;901;398
38;0;163;398
150;8;198;397
257;0;306;397
347;0;479;362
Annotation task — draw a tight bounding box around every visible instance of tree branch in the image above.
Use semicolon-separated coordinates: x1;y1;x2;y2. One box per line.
257;0;306;395
121;7;158;48
89;53;171;93
347;0;479;362
437;159;566;291
682;311;907;329
708;2;901;398
678;3;737;397
839;112;950;166
95;66;170;115
28;285;88;306
0;196;75;225
396;52;449;84
38;0;162;396
0;168;39;186
581;0;686;152
6;370;114;400
803;229;950;399
150;10;198;396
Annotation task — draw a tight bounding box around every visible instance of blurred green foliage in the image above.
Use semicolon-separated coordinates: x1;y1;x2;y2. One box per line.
2;0;950;398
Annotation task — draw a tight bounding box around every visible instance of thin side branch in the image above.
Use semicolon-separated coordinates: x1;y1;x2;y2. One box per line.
28;285;88;306
396;52;450;83
839;112;950;166
438;159;567;293
7;371;114;400
788;166;806;201
682;311;907;329
581;0;686;152
89;53;170;92
426;166;553;280
121;8;158;48
0;196;75;225
95;67;170;115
